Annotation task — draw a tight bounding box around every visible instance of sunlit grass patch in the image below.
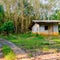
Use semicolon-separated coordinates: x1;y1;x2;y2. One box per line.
2;45;16;60
52;38;60;44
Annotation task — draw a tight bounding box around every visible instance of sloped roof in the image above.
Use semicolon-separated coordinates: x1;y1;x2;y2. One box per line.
33;20;60;23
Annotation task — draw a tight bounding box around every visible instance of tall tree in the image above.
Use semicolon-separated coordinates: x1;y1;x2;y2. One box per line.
0;5;4;26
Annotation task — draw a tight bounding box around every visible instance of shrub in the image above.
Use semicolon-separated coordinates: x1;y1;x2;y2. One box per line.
1;20;14;34
2;45;16;60
28;53;33;57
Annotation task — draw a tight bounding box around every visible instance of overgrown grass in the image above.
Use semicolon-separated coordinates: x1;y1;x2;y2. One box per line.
1;33;50;50
2;45;16;60
51;38;60;50
0;32;59;53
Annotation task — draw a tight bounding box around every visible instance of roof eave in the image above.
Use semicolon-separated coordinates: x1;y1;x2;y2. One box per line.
33;20;60;23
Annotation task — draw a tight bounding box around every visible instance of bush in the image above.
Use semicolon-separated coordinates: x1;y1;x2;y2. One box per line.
1;20;14;34
2;45;16;60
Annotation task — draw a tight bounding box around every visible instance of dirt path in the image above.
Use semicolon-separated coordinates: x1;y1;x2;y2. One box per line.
35;52;60;60
1;38;60;60
0;52;4;60
0;44;4;60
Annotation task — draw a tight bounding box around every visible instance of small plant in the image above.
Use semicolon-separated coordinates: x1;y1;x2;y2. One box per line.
43;42;50;45
28;53;33;57
2;45;16;60
43;47;50;51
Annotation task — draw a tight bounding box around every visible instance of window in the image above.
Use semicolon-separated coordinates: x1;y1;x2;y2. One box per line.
45;26;48;30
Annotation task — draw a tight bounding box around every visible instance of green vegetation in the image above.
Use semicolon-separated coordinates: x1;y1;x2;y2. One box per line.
2;45;16;60
50;10;60;20
0;0;60;57
0;32;60;56
0;32;51;51
0;20;14;35
0;5;4;22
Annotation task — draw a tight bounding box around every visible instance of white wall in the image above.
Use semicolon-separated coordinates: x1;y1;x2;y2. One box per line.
39;25;48;34
32;24;39;33
53;25;58;33
32;24;49;34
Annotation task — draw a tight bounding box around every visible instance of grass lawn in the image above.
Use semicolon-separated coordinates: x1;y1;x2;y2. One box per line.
0;32;60;56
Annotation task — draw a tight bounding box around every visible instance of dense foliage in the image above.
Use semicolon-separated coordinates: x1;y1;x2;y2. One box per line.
50;10;60;20
0;0;60;34
0;5;4;26
1;20;14;34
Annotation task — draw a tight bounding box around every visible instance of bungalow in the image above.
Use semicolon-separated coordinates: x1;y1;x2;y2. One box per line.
32;20;60;35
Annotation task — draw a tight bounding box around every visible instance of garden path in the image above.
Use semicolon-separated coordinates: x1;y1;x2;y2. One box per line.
0;44;4;60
